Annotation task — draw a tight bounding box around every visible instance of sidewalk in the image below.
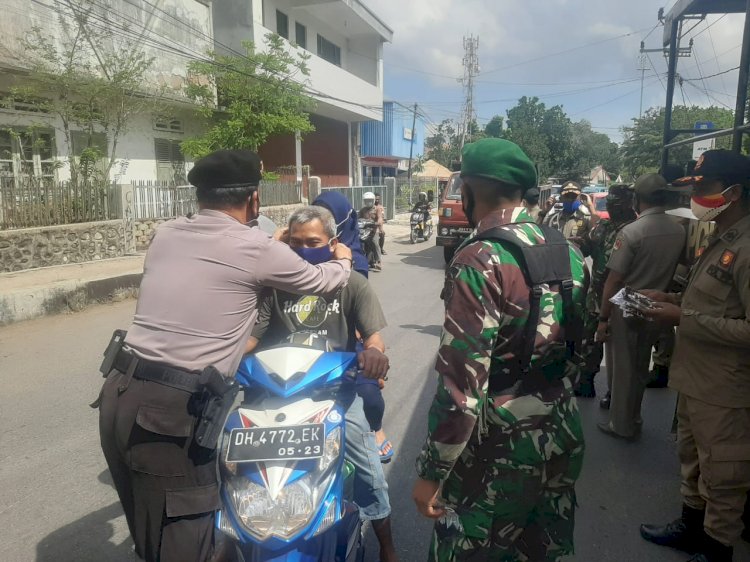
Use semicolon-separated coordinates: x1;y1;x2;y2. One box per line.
0;255;145;326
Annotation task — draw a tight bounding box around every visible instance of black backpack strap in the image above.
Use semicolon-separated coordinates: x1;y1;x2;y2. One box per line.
473;224;574;387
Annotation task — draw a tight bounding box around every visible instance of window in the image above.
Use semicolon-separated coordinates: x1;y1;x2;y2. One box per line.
154;116;184;133
154;138;186;184
295;22;307;49
0;129;56;182
276;10;289;39
71;131;108;157
317;34;341;66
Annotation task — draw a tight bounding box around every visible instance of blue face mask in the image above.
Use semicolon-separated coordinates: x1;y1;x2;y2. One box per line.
292;244;333;265
562;200;581;213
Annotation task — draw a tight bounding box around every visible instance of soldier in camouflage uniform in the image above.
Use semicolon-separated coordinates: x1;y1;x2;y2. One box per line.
412;138;588;562
574;184;636;401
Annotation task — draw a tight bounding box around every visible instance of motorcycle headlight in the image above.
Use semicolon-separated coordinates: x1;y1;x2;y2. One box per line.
228;476;315;540
318;427;341;474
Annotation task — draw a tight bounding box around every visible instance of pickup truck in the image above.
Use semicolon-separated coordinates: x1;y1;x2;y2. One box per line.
435;172;472;263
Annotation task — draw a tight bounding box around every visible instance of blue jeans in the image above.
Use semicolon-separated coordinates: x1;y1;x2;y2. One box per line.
344;394;391;521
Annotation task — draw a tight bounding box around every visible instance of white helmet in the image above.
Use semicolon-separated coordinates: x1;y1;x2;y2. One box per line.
363;192;375;206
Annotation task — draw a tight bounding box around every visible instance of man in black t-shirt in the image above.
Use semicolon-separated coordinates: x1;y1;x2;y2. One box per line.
247;205;398;562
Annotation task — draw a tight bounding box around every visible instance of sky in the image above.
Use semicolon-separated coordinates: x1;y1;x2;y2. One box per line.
363;0;746;143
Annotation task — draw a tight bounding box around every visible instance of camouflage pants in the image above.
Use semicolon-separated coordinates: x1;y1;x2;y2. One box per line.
429;382;585;562
580;300;603;377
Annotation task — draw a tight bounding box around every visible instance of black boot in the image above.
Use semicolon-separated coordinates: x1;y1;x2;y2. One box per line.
647;364;669;388
640;504;706;552
574;372;596;398
686;534;733;562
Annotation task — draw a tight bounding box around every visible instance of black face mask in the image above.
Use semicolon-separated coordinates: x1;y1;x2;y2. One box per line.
462;187;477;228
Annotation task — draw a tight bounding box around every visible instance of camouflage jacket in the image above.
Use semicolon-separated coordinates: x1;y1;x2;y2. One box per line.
416;207;588;482
579;218;633;311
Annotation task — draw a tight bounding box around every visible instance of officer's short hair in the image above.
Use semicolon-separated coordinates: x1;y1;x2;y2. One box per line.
637;191;669;207
196;186;257;209
289;206;337;239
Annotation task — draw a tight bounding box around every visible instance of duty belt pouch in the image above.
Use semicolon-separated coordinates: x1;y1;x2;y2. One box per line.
100;329;127;377
194;366;240;450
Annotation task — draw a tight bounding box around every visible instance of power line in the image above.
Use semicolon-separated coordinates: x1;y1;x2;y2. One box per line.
481;26;653;75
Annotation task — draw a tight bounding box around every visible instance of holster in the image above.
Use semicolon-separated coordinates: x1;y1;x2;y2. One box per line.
193;366;240;450
100;329;127;377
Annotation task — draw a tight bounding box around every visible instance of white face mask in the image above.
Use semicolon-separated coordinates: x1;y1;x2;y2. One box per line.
690;186;734;222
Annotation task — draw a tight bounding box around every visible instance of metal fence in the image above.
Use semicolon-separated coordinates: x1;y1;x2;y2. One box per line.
395;177;439;213
259;180;303;207
320;185;396;221
0;177;121;230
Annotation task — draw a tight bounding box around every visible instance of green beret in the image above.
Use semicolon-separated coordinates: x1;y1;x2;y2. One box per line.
461;138;537;190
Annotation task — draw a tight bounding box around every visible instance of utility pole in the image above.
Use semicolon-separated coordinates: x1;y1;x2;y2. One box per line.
459;35;480;150
637;47;649;118
407;102;418;205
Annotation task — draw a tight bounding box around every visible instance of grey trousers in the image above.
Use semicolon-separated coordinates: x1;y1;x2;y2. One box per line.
608;308;660;436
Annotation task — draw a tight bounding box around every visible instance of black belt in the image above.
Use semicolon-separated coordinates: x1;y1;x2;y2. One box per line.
113;349;203;393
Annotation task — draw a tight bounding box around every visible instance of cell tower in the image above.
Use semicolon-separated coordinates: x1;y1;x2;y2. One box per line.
459;35;480;150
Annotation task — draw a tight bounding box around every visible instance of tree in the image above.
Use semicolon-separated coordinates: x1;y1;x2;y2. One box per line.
16;0;159;185
484;115;504;138
568;120;621;181
424;119;462;168
182;34;315;158
620;105;734;180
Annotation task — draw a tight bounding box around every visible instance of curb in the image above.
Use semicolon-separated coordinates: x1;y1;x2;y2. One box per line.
0;272;142;326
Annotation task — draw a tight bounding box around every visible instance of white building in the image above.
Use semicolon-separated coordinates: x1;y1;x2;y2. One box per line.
214;0;393;186
0;0;392;187
0;0;213;185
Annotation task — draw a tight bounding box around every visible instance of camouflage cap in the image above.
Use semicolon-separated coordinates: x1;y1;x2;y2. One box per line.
461;138;537;190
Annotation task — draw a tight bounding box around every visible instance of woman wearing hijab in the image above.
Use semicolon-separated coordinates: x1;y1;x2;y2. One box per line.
312;191;394;462
314;191;369;277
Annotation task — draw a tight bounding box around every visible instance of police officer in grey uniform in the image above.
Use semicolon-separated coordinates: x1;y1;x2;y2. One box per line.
596;173;686;439
97;150;353;562
640;150;750;562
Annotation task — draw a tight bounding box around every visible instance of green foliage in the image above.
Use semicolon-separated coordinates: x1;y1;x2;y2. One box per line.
620;105;734;180
182;34;315;158
424;119;484;168
484;115;504;138
19;0;159;185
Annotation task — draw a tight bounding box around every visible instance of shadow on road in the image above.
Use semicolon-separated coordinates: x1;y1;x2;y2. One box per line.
36;502;133;562
365;364;438;561
399;245;444;271
399;324;442;338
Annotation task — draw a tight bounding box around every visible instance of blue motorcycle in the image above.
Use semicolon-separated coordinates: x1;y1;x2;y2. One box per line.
215;333;365;562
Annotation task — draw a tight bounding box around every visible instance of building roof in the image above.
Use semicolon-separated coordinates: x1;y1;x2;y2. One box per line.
414;159;452;180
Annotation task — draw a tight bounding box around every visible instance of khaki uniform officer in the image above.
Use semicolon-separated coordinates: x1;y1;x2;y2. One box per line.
640;149;750;562
596;173;685;439
97;150;352;562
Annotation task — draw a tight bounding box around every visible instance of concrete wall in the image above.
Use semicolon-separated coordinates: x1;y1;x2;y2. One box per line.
135;219;170;250
0;220;133;273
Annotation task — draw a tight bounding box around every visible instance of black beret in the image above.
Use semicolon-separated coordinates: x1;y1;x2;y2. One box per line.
188;149;262;190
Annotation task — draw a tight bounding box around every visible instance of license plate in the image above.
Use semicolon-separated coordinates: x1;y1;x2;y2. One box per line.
226;423;325;463
455;228;472;234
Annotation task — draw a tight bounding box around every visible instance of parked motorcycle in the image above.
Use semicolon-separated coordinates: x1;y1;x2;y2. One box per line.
216;333;365;562
409;208;433;244
357;219;380;268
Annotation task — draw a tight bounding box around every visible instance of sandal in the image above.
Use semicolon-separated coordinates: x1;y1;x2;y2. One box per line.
379;440;394;463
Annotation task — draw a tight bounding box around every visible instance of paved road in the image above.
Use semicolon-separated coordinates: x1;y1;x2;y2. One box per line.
1;223;749;561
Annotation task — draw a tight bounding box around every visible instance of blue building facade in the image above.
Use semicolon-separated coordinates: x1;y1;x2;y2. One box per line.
360;102;425;181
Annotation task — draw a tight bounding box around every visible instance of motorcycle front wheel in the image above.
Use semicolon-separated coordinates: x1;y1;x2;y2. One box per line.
423;224;433;240
410;228;418;244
